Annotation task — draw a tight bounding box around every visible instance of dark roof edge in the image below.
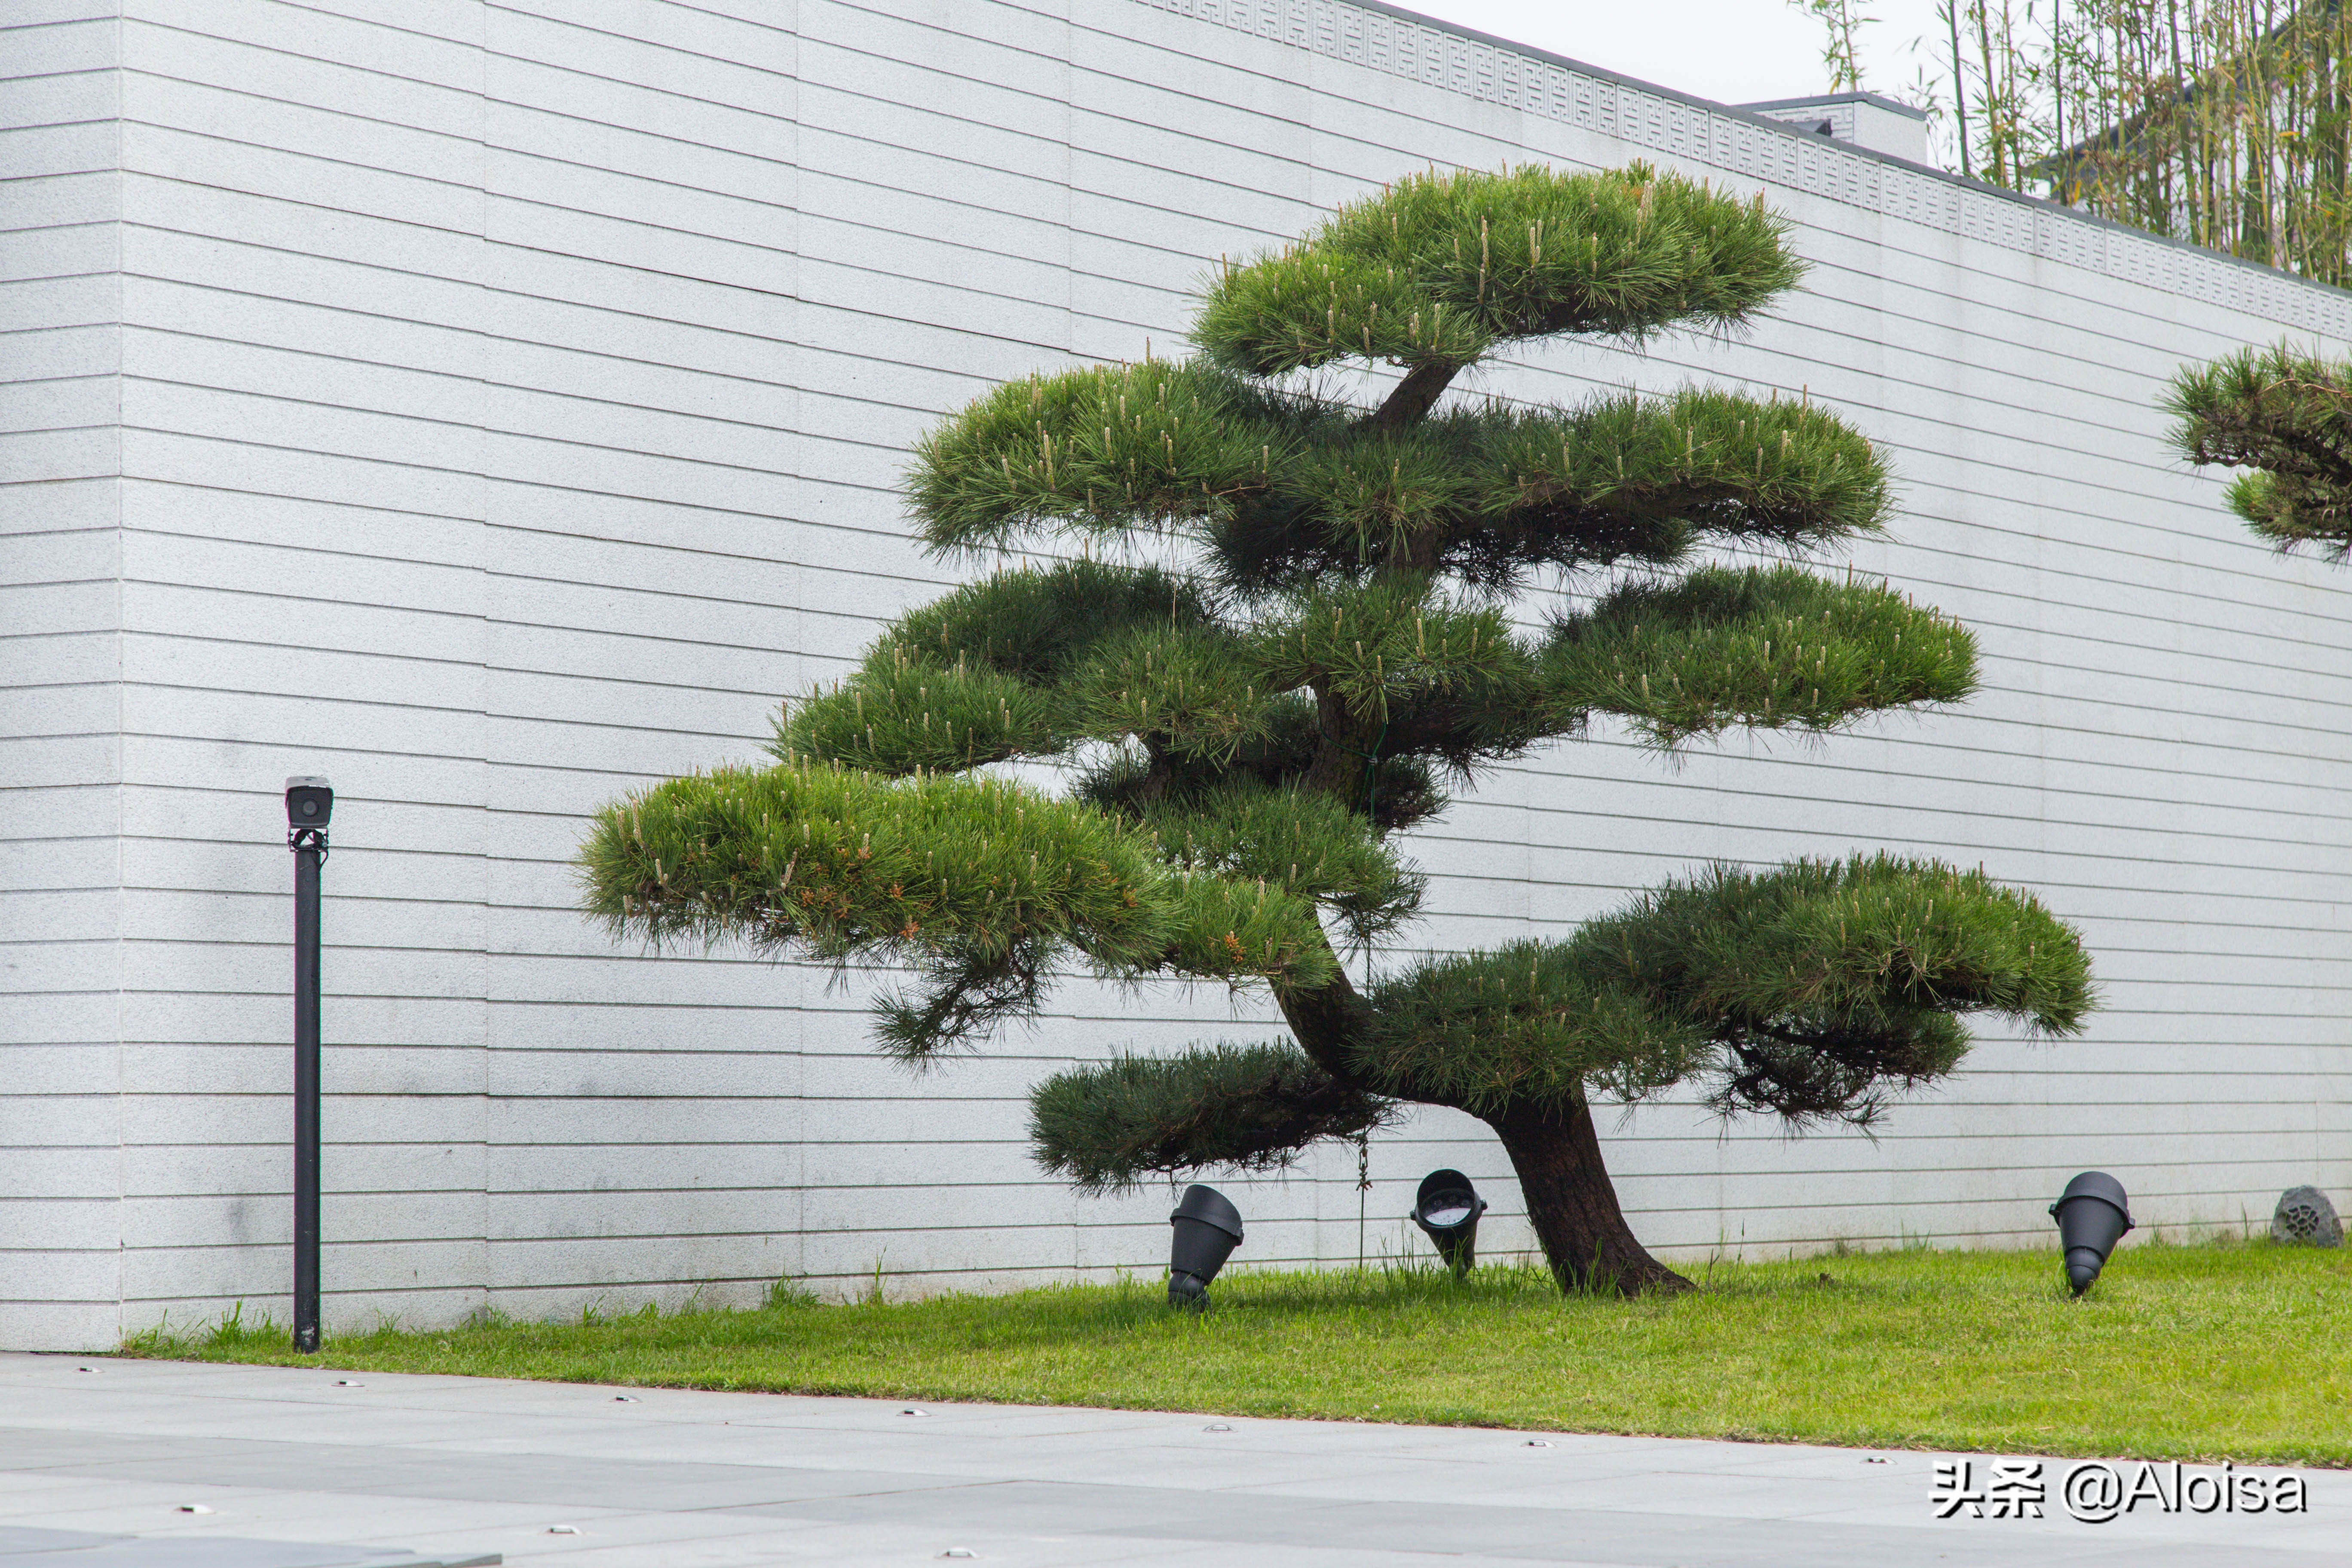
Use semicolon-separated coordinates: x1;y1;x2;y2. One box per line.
1333;0;2350;312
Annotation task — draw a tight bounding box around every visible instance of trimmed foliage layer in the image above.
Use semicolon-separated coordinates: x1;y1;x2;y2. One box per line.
2168;343;2352;558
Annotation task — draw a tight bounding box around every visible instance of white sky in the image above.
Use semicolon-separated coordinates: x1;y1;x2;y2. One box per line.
1401;1;1969;164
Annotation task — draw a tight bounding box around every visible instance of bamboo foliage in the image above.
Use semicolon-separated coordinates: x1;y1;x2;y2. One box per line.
1929;0;2352;284
1946;0;2049;190
1789;0;1878;91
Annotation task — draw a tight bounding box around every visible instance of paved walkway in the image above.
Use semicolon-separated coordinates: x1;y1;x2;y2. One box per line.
0;1353;2341;1565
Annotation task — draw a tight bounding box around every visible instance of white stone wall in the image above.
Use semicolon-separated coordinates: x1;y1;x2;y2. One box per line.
3;0;126;1354
3;0;2348;1351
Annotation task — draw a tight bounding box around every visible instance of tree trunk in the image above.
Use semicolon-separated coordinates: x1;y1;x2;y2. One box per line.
1489;1099;1693;1296
1368;360;1460;432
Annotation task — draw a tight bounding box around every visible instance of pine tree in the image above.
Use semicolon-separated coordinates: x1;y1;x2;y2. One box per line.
582;164;2094;1295
2168;343;2352;557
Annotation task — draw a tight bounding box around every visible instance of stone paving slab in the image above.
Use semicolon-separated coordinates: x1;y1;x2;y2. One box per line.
0;1353;2341;1565
0;1524;498;1566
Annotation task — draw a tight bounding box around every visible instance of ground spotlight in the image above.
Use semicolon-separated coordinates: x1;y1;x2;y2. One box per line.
1168;1184;1243;1307
2049;1171;2133;1296
1411;1169;1487;1277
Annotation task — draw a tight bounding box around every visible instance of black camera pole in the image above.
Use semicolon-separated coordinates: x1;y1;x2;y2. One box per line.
285;777;333;1354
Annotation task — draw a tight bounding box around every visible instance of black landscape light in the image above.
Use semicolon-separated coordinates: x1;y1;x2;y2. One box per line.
1411;1168;1488;1277
2049;1170;2132;1296
1167;1184;1243;1307
285;776;332;1353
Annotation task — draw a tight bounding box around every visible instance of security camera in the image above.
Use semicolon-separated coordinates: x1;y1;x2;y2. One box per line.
285;777;334;831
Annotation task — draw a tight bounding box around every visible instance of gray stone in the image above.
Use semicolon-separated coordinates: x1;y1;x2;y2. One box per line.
2271;1185;2344;1246
0;1528;499;1566
12;1355;2352;1567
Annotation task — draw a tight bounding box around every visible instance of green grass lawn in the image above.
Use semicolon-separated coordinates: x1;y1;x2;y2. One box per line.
129;1237;2352;1466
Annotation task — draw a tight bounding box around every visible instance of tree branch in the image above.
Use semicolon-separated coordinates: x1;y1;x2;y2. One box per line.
1272;962;1378;1089
1367;361;1461;433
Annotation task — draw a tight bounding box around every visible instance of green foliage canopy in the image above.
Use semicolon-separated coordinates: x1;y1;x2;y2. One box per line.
583;163;2093;1275
2168;343;2352;558
1350;856;2086;1125
1191;164;1802;375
